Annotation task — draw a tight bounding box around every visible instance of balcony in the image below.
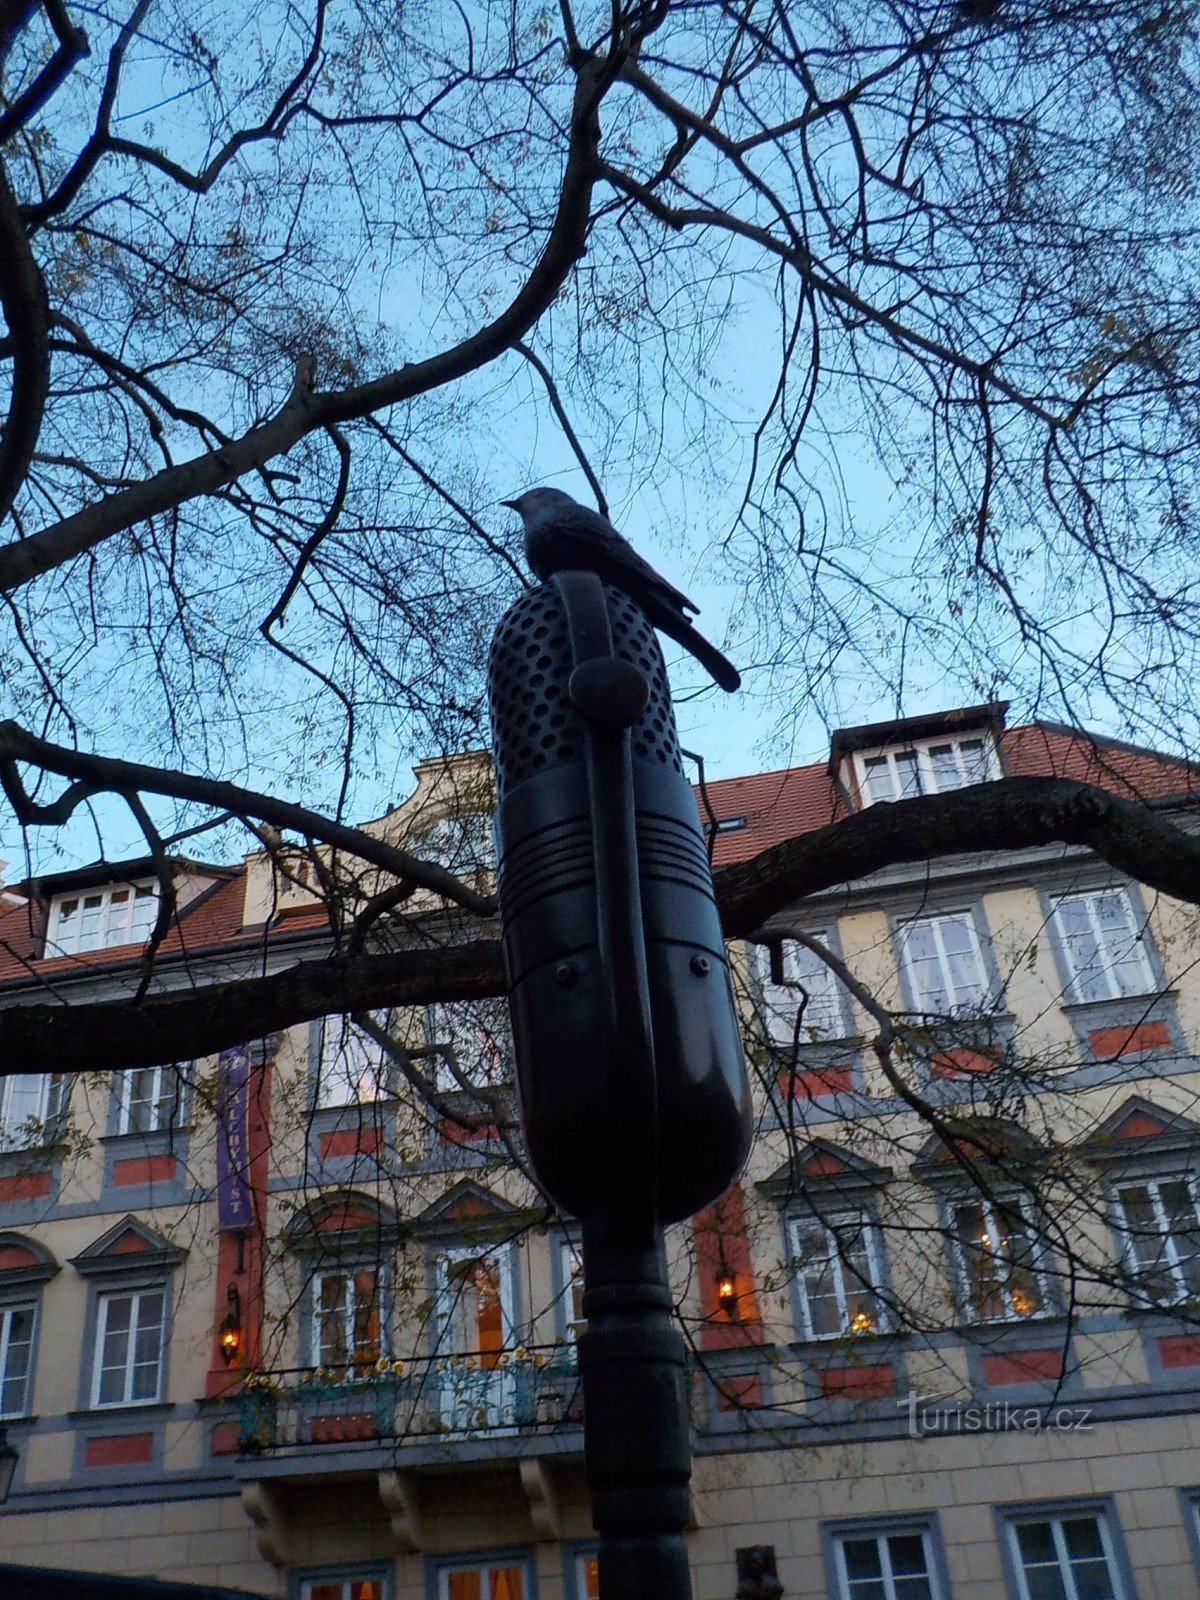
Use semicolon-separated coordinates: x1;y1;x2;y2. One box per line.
235;1344;581;1455
230;1346;585;1563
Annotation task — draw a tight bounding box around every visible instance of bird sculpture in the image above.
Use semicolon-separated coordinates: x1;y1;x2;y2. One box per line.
502;487;741;692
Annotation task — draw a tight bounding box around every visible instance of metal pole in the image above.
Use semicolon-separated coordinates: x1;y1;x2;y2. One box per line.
578;1219;693;1600
554;571;694;1600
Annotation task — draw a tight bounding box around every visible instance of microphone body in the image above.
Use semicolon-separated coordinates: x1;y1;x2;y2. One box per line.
488;579;751;1224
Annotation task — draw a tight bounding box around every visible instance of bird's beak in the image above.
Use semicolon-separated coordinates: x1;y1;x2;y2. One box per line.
500;498;520;510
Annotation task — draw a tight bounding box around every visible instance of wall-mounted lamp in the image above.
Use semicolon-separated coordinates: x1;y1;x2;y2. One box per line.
0;1424;18;1503
735;1544;782;1600
218;1282;243;1366
716;1267;739;1317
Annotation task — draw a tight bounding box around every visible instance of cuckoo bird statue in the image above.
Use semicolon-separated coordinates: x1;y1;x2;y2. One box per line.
503;487;741;692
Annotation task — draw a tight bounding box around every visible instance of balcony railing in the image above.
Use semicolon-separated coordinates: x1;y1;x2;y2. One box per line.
235;1345;581;1453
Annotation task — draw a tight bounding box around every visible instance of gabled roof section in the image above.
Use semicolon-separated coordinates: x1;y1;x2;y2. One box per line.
829;702;1008;766
284;1190;398;1247
700;714;1198;868
1083;1096;1200;1163
27;855;234;896
758;1138;889;1200
699;764;845;867
411;1177;523;1232
0;866;251;984
0;710;1191;980
70;1215;186;1276
0;1231;59;1286
912;1117;1044;1183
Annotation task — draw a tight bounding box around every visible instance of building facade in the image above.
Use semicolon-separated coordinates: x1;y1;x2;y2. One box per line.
0;710;1199;1600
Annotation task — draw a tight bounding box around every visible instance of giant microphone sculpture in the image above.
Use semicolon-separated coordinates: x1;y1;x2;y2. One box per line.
502;487;741;692
488;495;750;1600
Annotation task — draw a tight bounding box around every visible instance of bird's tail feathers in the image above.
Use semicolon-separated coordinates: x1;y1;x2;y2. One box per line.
658;615;742;692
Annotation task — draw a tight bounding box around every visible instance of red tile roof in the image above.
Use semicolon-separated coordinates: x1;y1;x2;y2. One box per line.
701;764;845;868
0;871;250;987
0;896;43;976
166;873;250;952
1001;722;1197;800
698;721;1197;866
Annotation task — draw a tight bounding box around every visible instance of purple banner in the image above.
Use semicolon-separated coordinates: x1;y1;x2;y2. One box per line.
215;1044;254;1231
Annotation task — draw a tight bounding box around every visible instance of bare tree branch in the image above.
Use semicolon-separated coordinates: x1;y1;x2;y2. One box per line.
2;774;1199;1076
0;719;496;916
514;341;608;514
0;0;88;142
0;47;610;593
0;156;49;523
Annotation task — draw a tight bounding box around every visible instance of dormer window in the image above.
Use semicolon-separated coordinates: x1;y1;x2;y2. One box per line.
46;881;158;956
855;735;998;806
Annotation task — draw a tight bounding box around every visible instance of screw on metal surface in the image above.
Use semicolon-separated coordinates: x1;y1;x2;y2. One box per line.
568;656;651;726
690;956;710;976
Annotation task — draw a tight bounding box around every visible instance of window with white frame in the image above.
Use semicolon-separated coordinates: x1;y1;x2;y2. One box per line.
896;912;991;1015
299;1576;385;1600
759;936;847;1042
114;1065;182;1135
0;1301;36;1417
1112;1176;1200;1305
704;814;748;838
952;1197;1047;1323
833;1526;941;1600
856;735;997;806
92;1287;166;1406
559;1238;585;1342
46;882;158;955
575;1551;599;1600
310;1266;384;1369
431;1247;518;1433
315;1016;396;1109
434;1557;529;1600
1007;1512;1125;1600
436;1245;515;1364
788;1211;886;1339
300;1575;384;1600
0;1072;69;1151
424;999;514;1093
1051;889;1156;1005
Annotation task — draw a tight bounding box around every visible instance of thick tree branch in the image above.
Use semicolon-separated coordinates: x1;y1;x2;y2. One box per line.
0;0;40;66
1;776;1198;1077
0;1;88;141
0;52;607;594
715;776;1200;936
0;719;496;916
0;156;50;524
0;942;507;1075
